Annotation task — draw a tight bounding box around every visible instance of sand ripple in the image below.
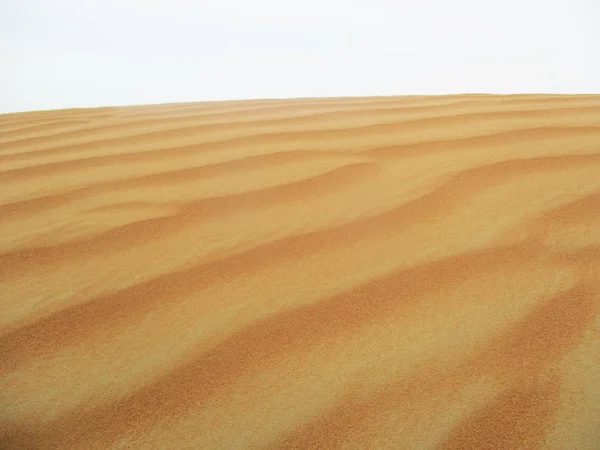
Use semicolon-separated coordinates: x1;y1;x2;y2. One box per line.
1;95;600;449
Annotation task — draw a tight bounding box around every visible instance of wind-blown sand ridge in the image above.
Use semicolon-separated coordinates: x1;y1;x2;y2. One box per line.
1;94;600;449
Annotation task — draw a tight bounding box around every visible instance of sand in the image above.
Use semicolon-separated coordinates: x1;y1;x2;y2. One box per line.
1;94;600;449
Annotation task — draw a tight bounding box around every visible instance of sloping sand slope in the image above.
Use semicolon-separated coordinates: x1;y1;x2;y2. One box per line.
1;94;600;449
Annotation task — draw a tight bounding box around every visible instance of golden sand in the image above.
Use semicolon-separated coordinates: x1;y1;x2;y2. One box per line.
1;94;600;449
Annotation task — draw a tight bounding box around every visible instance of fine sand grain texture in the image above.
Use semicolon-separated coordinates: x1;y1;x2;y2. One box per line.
1;94;600;449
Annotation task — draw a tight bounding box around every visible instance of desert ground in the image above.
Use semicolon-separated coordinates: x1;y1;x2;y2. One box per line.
1;94;600;449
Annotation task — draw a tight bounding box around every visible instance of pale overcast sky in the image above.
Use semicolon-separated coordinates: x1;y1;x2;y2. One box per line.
1;0;599;114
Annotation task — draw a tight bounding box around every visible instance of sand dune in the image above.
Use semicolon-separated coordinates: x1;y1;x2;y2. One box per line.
1;94;600;449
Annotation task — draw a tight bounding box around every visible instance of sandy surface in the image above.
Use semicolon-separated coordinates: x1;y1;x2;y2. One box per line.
1;94;600;449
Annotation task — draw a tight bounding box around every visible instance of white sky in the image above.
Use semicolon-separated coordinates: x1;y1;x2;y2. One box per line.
1;0;599;114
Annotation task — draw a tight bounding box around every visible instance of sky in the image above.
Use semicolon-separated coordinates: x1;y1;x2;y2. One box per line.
1;0;599;114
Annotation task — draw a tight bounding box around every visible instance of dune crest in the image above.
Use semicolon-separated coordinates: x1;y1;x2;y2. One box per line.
1;95;600;449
